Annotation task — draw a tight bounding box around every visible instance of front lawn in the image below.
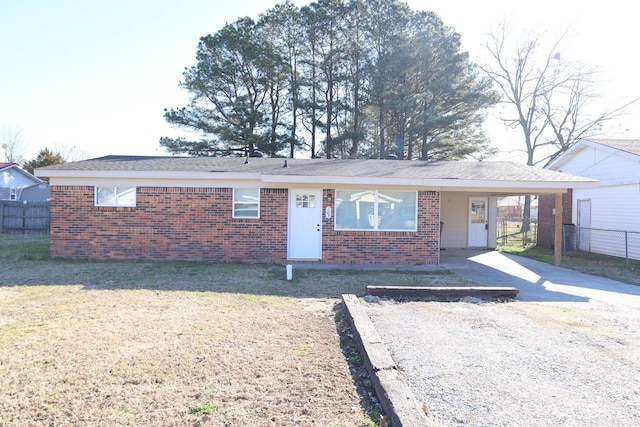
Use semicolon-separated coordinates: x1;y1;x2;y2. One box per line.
0;234;468;426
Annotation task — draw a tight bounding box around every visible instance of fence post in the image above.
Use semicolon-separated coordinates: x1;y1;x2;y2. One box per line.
625;231;629;268
501;219;506;245
0;202;3;233
22;202;26;234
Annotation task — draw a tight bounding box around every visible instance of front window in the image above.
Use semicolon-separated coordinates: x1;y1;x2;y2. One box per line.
233;188;260;218
95;187;136;207
335;190;417;231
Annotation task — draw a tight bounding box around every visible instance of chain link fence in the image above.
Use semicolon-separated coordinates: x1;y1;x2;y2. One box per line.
529;220;640;266
561;224;640;266
497;217;538;248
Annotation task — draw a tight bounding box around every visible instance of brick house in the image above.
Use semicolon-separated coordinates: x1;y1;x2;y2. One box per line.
36;156;595;265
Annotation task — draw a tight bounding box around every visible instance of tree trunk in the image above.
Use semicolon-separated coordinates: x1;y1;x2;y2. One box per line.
290;59;298;159
325;70;334;158
310;51;317;158
349;69;360;158
378;100;385;158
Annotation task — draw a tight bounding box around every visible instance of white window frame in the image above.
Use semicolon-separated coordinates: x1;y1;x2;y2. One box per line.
233;188;260;219
334;189;418;232
94;186;136;207
9;188;16;201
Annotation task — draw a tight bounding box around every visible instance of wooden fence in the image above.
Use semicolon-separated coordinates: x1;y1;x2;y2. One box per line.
0;200;50;234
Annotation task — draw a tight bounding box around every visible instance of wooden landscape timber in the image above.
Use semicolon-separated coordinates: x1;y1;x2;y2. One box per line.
366;285;519;301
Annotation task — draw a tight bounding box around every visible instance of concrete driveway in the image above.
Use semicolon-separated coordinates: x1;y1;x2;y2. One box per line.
440;249;640;305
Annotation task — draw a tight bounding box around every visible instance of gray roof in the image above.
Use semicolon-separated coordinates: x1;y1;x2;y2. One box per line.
586;139;640;156
37;155;594;184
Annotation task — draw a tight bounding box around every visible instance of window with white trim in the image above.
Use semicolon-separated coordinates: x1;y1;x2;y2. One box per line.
95;187;136;207
233;188;260;218
9;188;16;201
335;190;417;231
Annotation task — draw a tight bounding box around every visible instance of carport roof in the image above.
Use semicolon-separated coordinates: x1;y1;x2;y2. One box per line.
36;155;596;193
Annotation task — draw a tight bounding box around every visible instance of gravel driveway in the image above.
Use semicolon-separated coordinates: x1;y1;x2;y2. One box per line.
364;298;640;426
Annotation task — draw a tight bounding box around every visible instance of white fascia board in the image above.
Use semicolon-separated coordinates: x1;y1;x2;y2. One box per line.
545;139;590;169
10;165;43;184
436;178;598;190
41;170;597;193
581;139;640;161
547;139;640;170
261;174;597;191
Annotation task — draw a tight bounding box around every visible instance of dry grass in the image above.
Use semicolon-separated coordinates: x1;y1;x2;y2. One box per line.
0;235;468;426
1;286;363;426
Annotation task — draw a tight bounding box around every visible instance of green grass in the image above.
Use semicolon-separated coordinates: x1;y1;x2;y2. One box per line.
497;221;538;248
498;245;640;286
0;234;473;299
0;234;50;261
189;403;217;416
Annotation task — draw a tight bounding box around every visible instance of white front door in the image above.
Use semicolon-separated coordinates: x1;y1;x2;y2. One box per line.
468;197;488;247
288;189;323;260
577;199;591;251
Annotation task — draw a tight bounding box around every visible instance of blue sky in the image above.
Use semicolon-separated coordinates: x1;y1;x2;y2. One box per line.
1;0;638;162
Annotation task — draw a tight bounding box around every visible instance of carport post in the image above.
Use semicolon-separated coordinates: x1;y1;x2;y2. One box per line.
554;193;563;266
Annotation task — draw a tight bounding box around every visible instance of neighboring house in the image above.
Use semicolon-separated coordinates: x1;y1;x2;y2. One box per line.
0;162;50;201
539;138;640;260
36;156;595;265
497;195;538;220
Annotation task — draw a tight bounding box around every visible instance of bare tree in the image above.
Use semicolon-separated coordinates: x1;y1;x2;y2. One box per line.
481;22;637;167
50;143;87;162
480;22;638;230
540;63;638;165
1;124;28;164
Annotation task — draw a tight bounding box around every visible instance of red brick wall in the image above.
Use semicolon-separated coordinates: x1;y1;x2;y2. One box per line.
321;190;440;265
50;186;289;262
50;186;440;264
537;189;572;248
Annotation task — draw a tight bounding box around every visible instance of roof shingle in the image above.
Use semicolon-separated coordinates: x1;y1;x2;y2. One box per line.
587;139;640;156
37;156;593;183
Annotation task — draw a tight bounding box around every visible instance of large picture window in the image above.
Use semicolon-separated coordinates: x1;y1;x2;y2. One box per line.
233;188;260;218
335;190;417;231
95;187;136;207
